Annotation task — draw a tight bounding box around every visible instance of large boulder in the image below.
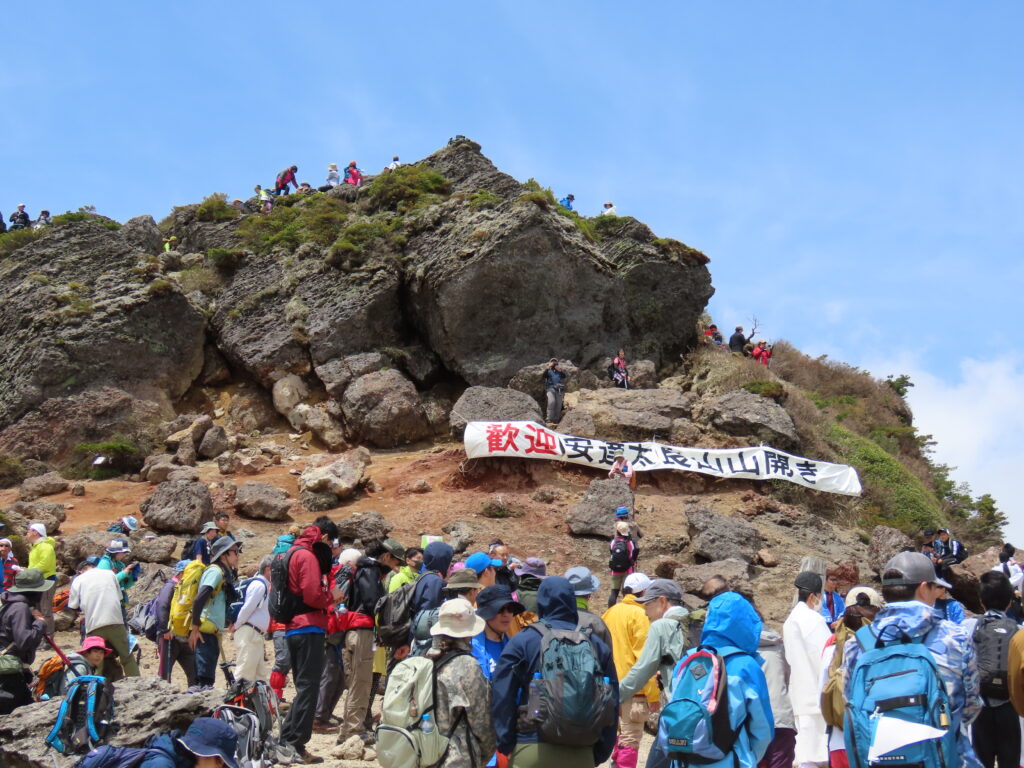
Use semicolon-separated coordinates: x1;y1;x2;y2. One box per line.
272;374;310;428
140;453;178;484
449;386;544;439
198;425;229;459
226;387;280;434
335;510;393;544
2;500;67;536
566;478;634;537
217;449;272;475
947;564;983;614
961;545;1004;580
686;506;762;564
57;527;112;571
315;352;390;400
235;482;293;521
18;471;69;501
289;402;347;451
0;677;221;768
340;369;430;448
868;525;915;576
140;479;213;533
299;449;371;499
128;531;180;564
557;388;696;443
673;559;753;599
697;390;799;449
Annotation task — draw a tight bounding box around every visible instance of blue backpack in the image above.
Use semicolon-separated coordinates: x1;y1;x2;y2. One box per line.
46;675;115;754
228;577;267;627
844;625;957;768
73;732;181;768
659;646;741;764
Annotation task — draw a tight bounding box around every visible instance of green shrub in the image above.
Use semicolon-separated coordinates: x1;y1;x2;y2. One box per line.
146;278;174;295
469;190;501;211
742;380;788;403
195;193;237;223
591;214;629;237
326;217;405;268
236;196;349;253
0;455;26;489
208;248;241;272
52;211;121;230
369;165;451;211
73;437;142;479
176;266;221;294
0;227;43;258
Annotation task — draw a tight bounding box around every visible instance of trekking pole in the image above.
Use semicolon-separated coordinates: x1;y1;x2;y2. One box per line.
43;634;74;669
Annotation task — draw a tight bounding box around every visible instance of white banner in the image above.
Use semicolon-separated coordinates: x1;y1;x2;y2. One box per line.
464;421;862;496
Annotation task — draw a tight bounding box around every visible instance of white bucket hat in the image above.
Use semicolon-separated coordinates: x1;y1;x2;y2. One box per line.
430;597;485;638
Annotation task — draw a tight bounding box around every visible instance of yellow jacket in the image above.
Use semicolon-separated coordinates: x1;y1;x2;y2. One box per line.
1010;628;1024;717
602;593;658;703
29;536;57;579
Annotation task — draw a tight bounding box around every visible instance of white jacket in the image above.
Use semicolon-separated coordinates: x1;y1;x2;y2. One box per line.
68;567;124;633
782;599;831;716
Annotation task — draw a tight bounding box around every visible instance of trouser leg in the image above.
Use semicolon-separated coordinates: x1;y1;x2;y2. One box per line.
234;624;268;683
280;632;325;751
90;623;140;677
340;629;374;737
314;642;345;723
39;579;56;637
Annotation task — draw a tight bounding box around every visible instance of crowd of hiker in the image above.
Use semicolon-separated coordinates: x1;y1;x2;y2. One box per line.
0;204;53;233
701;322;774;366
3;504;1024;768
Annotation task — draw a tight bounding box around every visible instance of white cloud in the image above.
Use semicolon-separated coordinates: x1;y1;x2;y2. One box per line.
859;352;1024;546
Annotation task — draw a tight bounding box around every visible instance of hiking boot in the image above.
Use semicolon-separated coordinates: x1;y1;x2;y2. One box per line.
295;748;323;765
274;744;299;765
311;720;338;734
359;732;376;746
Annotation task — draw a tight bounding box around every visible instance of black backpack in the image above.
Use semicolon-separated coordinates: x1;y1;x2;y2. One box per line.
180;537;197;561
606;362;616;380
375;581;416;648
268;547;311;624
973;614;1018;699
609;536;632;572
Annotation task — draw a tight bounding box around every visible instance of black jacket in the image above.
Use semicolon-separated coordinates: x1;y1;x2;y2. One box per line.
0;593;45;664
729;331;749;352
342;557;390;618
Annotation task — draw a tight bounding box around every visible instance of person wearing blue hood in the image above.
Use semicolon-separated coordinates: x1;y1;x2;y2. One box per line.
490;576;619;768
409;541;454;654
657;591;774;768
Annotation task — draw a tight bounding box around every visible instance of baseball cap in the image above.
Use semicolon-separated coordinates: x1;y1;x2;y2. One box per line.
564;566;600;596
475;585;524;620
106;539;131;555
623;572;652;594
178;718;239;768
636;578;684;604
922;528;936;536
465;552;501;574
431;597;485;638
882;551;952;589
615;521;631;536
794;571;823;592
846;585;883;608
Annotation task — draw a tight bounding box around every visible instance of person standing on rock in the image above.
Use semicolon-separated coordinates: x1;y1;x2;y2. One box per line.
0;538;19;594
564;566;612;650
154;560;197;687
0;568;49;713
783;571;831;768
729;325;753;354
193;521;219;565
559;193;575;210
25;523;57;636
611;348;631;389
542;358;567;424
607;520;640;609
188;537;240;689
275;165;299;195
343;161;363;186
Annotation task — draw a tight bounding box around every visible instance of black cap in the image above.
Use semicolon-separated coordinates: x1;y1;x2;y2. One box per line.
794;571;823;592
475;585;524;620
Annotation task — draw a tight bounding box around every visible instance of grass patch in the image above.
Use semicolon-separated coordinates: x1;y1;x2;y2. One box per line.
52;211;121;230
742;380;787;403
469;190;501;211
176;266;222;294
326;217;405;270
146;278;174;295
516;181;556;209
237;196;349;254
208;248;242;272
591;214;630;238
0;227;43;258
0;455;27;489
369;165;451;212
195;193;238;223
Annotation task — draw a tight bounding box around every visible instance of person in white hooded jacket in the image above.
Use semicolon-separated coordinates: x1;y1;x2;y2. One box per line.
783;571;831;768
759;627;796;768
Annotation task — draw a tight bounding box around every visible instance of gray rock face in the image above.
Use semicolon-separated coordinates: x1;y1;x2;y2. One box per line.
557;388;696;443
217;449;272;475
315;352;390;400
140;453;178;483
698;390;799;449
2;500;67;536
200;345;232;386
235;481;293;521
299;449;371;499
198;425;229;459
0;676;221;768
449;386;544;439
507;361;598;407
272;374;309;427
687;506;762;564
227;387;280;433
336;510;392;543
566;478;635;537
341;370;430;448
119;215;163;254
673;559;753;599
58;527;114;571
18;471;68;500
868;525;915;576
289;402;347;451
127;531;179;563
140;479;213;533
300;489;342;512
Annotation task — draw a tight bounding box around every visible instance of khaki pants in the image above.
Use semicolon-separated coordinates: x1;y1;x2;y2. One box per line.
340;628;374;737
618;696;648;749
40;579;56;637
89;623;140;677
234;624;268;683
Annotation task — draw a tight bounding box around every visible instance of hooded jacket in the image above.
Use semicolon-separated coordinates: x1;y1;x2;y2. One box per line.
490;576;619;764
411;541;453;615
841;600;983;768
286;526;333;631
619;604;689;700
0;592;46;664
602;593;659;703
28;536;56;578
758;628;794;730
138;732;197;768
662;592;773;768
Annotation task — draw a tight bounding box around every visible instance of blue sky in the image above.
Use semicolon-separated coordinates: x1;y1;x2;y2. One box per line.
4;2;1021;543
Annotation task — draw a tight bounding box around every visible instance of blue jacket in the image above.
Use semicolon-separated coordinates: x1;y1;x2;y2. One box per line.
490;576;619;763
139;733;193;768
542;366;567;391
272;534;295;555
820;590;845;625
558;197;574;210
411;541;453;615
663;592;773;768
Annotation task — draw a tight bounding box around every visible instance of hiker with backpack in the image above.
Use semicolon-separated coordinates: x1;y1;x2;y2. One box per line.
68;557;139;677
274;521;344;764
193;521;220;564
607;520;640;609
0;568;49;713
657;591;774;768
154;560;197;687
232;555;272;685
471;585;524;680
49;636;111;699
935;586;967;623
107;516;139;536
602;572;657;768
188;537;240;689
542;358;567;423
510;557;546;633
275;165;299;195
962;571;1021;768
841;551;982;768
465;552;502;588
491;575;619;768
564;566;612;650
783;571;831;768
0;538;19;594
387;546;423;593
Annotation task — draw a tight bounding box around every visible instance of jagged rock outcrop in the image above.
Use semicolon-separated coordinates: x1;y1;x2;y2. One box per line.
697;390;799;449
558;388;697;443
299;448;371;503
235;481;293;521
449;386;544;439
868;525;915;576
674;559;753;599
686;506;762;564
566;478;635;537
1;500;66;537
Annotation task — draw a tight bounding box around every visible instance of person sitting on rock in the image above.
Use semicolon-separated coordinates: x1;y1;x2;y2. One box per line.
386;155;401;172
343;161;363;186
298;181;313;194
751;339;772;367
559;193;575;210
600;201;617;216
704;324;725;347
33;210;52;228
608;449;635;487
107;516;139;536
8;204;30;230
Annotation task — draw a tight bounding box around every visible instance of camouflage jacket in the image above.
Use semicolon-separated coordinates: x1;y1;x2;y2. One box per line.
433;650;497;768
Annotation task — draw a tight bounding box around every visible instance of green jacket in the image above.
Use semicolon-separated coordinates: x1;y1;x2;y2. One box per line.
619;605;690;700
388;565;419;593
28;536;57;578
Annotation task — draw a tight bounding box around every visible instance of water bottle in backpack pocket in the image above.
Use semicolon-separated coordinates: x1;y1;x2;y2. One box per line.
659;646;740;763
844;625;957;768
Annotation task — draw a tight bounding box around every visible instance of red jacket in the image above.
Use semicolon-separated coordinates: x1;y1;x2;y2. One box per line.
285;526;333;631
752;345;772;367
326;564;374;633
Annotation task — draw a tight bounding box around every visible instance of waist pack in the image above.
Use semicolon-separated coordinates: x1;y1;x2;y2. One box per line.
46;674;116;754
973;615;1018;700
660;646;740;764
844;625;956;768
517;621;616;747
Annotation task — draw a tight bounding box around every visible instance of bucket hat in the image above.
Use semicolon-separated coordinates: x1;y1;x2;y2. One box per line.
430;597;485;638
9;568;49;592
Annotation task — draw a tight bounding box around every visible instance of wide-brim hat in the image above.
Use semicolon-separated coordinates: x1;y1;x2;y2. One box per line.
106;539;131;555
77;636;113;656
200;521;218;533
9;568;49;592
564;566;600;596
446;568;481;591
514;557;547;579
210;536;239;562
430;597;485;638
178;718;239;768
475;585;525;620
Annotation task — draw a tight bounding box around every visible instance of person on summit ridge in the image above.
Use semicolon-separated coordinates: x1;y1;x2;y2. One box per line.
275;165;299;195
